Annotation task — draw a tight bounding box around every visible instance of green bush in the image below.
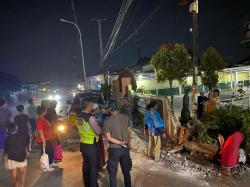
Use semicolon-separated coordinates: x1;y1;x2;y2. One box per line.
100;83;112;101
198;105;250;154
132;96;144;128
242;109;250;154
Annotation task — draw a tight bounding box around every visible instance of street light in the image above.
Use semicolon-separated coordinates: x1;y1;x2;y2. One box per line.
59;18;87;88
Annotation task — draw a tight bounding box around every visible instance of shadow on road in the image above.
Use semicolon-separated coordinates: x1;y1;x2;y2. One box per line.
33;168;63;187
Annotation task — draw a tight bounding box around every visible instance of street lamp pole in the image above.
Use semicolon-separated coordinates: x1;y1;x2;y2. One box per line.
60;18;87;88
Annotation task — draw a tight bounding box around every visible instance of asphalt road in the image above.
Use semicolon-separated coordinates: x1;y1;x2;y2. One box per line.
0;142;214;187
1;132;250;187
1;92;249;187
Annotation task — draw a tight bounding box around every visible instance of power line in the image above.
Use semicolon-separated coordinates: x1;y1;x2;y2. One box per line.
103;0;134;61
104;0;128;51
70;0;78;25
104;0;127;51
111;0;166;54
117;0;144;43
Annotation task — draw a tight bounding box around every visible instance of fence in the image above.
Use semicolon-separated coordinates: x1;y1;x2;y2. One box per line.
131;93;181;142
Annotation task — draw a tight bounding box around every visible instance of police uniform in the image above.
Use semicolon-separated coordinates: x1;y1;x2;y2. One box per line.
77;112;100;187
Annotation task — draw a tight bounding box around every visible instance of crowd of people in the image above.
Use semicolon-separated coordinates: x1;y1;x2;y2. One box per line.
197;89;221;119
0;97;33;187
0;94;133;187
0;97;63;187
75;98;132;187
0;89;247;186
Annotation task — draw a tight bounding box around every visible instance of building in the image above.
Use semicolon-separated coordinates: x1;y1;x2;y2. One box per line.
134;64;250;96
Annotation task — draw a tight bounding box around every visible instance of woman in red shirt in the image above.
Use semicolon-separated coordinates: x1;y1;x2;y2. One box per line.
36;106;54;172
221;131;244;175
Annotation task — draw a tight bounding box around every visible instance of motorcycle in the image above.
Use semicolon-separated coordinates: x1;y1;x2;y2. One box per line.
54;114;68;145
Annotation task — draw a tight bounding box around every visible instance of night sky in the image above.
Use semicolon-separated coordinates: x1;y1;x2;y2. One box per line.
0;0;249;85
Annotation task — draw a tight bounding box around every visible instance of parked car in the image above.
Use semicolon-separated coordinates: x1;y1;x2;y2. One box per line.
66;90;105;126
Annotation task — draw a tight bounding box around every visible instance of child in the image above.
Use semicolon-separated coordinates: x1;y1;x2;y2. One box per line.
4;123;28;187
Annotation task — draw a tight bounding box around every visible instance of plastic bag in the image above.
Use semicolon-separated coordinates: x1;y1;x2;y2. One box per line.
54;144;62;162
239;148;246;164
40;148;50;170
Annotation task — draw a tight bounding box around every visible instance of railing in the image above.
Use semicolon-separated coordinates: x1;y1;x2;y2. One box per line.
131;93;181;142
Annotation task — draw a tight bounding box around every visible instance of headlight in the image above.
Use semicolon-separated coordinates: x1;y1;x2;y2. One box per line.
54;95;61;100
48;95;53;100
58;124;65;132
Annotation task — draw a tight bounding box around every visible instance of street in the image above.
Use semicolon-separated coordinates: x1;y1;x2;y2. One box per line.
1;0;250;186
1;92;250;187
0;142;215;187
1;129;250;187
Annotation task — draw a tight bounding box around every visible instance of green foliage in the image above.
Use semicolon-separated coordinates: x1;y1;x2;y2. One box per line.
132;96;144;127
150;43;191;83
100;83;112;101
150;43;191;105
200;47;227;90
242;109;250;154
198;105;250;154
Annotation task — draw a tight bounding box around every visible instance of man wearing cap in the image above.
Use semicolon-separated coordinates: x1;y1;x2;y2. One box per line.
76;99;102;187
103;103;132;187
0;97;12;153
92;103;104;126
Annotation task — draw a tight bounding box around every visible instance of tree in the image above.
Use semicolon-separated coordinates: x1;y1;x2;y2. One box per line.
150;43;192;106
200;47;227;91
100;83;112;101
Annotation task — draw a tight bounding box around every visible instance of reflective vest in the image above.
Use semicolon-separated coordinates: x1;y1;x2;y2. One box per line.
76;112;99;144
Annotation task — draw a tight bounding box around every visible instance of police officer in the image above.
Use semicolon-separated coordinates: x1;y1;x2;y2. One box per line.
76;99;102;187
103;103;132;187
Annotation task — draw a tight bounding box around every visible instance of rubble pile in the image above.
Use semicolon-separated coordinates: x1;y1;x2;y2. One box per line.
131;129;148;154
131;129;220;178
161;150;219;178
131;129;250;179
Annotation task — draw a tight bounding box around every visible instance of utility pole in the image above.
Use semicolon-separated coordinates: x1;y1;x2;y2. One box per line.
92;18;107;82
179;0;199;118
190;0;198;118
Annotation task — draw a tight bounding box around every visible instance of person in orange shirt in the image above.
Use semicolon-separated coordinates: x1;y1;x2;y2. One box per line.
212;89;221;108
205;93;217;113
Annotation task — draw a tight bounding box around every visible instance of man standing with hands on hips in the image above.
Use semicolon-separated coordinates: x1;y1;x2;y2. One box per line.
103;103;132;187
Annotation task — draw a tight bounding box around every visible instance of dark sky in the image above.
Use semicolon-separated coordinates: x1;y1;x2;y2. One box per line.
0;0;249;85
